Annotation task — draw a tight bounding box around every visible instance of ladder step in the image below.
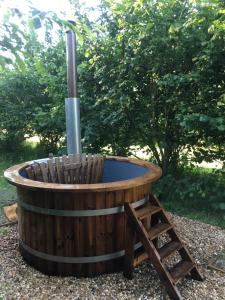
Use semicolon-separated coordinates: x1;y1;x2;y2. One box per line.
170;261;194;284
148;223;173;240
158;241;182;260
124;197;202;300
133;250;149;268
136;204;162;220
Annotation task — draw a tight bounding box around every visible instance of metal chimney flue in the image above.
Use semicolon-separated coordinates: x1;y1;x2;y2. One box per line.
65;20;82;154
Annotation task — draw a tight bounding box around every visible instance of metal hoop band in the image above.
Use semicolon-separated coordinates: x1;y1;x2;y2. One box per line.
20;240;143;263
18;196;148;217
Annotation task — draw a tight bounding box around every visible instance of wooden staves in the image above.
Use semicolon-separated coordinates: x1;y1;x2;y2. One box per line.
25;154;105;184
5;156;162;277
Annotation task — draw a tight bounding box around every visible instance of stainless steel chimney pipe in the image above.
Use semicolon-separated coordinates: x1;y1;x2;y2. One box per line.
65;21;82;154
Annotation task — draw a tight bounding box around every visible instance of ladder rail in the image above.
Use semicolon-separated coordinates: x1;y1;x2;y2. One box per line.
151;195;203;280
123;194;203;300
124;202;183;300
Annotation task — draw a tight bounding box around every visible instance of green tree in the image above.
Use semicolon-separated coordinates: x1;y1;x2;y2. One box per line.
0;23;66;152
0;70;48;149
0;0;224;174
80;0;225;174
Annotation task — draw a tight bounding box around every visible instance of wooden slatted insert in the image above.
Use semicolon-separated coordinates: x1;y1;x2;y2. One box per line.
25;153;105;184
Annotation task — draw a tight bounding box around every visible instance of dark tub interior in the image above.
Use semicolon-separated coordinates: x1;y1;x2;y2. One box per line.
19;159;149;183
102;160;148;182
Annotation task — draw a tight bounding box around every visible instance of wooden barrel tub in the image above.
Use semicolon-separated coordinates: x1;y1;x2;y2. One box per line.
4;156;161;277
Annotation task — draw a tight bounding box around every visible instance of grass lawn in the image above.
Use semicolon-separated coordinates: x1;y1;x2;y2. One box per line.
0;142;46;224
0;143;224;229
154;166;225;229
164;201;225;229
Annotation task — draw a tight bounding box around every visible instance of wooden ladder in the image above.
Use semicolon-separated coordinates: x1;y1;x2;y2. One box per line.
124;194;203;300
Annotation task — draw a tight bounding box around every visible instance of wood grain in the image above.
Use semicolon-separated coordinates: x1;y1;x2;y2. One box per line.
6;157;162;277
5;156;162;192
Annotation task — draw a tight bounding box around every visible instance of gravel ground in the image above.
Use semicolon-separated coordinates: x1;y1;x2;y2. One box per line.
0;214;225;300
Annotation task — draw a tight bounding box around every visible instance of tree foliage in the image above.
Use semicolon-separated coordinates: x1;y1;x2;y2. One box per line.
81;0;225;174
0;0;224;174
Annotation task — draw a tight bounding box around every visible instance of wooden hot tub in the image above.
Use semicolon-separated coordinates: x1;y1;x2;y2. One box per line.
4;156;161;277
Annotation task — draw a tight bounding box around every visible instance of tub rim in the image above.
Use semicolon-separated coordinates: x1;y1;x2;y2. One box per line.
4;156;162;192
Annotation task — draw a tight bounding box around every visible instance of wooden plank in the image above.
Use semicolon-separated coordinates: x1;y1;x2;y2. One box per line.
95;154;102;183
133;250;149;268
44;191;55;274
86;153;93;183
54;192;65;274
99;156;105;182
137;204;162;220
91;154;98;183
84;192;96;276
74;154;81;183
81;153;87;183
78;193;85;275
26;166;35;180
94;156;100;183
132;186;142;247
19;189;29;248
158;241;181;261
55;157;63;183
29;190;38;252
63;192;74;275
115;189;125;255
17;189;25;243
62;155;69;184
68;154;74;184
69;155;75;184
47;159;57;183
36;191;47;273
73;192;81;274
148;223;172;240
123;217;136;278
105;191;115;273
39;163;49;182
32;164;43;182
170;261;194;284
95;192;106;274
